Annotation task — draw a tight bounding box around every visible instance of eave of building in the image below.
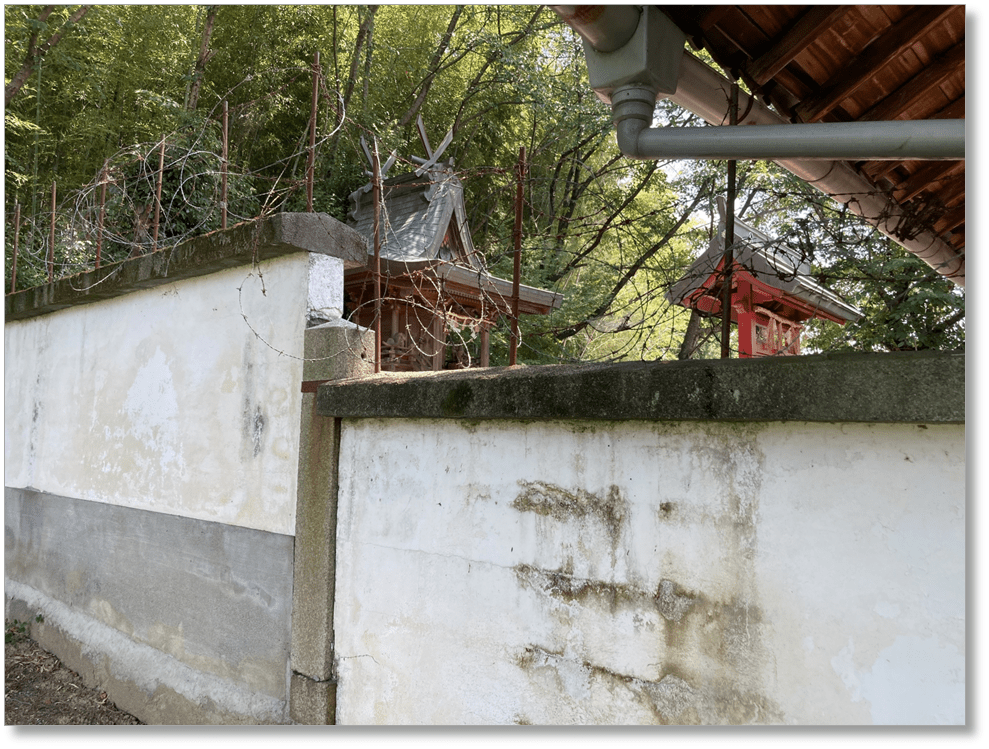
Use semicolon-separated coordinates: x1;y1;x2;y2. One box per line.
345;258;563;317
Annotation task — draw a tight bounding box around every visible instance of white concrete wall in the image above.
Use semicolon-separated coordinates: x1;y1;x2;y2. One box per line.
4;254;309;535
333;418;965;725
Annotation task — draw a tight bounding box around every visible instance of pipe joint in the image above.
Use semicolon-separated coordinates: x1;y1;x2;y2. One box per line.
612;85;657;160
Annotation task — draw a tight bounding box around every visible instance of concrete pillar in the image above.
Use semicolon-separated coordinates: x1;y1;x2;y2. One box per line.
290;319;373;724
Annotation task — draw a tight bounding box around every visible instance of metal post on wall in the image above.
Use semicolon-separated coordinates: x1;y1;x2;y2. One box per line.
307;51;319;213
221;100;229;230
720;82;738;360
510;145;525;366
372;138;382;374
10;201;20;293
152;138;166;252
47;181;56;282
96;161;108;268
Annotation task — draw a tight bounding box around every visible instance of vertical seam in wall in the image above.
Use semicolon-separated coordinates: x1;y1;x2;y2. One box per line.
329;415;341;690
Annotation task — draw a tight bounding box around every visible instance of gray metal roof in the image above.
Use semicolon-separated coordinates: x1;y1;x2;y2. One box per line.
667;197;862;323
348;163;482;269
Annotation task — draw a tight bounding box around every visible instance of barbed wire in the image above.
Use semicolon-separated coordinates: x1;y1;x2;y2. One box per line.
5;61;962;366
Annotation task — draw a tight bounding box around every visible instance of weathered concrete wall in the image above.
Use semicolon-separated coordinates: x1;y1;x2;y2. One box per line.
4;227;965;728
5;254;308;535
321;352;965;725
5;213;368;724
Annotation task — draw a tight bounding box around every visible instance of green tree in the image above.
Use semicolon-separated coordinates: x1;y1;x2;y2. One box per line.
5;4;961;361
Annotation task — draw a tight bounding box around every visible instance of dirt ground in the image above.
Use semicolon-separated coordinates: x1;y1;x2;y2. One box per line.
4;619;142;725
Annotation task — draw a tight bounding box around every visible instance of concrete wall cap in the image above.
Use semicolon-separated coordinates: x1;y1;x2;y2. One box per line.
5;212;366;322
316;350;964;425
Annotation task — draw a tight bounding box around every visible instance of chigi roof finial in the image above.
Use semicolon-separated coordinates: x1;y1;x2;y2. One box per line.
359;135;396;180
411;114;453;176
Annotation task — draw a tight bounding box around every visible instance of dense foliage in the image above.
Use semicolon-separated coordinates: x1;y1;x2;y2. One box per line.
4;4;963;361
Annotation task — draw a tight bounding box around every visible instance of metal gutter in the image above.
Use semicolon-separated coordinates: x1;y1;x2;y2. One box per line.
551;5;966;287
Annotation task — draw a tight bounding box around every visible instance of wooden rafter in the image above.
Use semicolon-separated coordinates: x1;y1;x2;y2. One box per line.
748;6;849;85
859;42;965;121
934;206;965;235
933;97;965;120
936;177;965;209
895;162;964;203
658;4;965;266
794;5;957;122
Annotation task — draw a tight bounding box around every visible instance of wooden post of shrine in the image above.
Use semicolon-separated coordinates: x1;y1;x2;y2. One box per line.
431;314;445;371
480;325;490;368
736;278;755;358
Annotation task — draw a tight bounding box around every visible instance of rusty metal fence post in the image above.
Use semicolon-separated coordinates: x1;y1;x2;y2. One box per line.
510;146;525;366
221;101;229;230
96;161;108;268
152;138;166;252
307;51;320;213
372;138;382;374
47;181;56;282
720;82;738;359
10;201;20;293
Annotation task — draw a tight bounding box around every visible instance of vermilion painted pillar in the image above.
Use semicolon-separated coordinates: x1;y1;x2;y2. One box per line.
736;279;755;358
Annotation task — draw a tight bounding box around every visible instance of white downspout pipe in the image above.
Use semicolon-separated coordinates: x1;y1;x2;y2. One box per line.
553;5;966;287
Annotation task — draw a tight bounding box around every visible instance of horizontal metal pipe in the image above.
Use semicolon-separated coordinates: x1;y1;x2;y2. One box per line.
618;115;965;161
553;7;966;286
666;54;965;287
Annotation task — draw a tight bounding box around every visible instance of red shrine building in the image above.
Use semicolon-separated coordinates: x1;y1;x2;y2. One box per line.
345;158;561;371
667;198;862;357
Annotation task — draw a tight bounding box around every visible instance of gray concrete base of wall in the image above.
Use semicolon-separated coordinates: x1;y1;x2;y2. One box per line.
4;585;285;725
4;488;295;725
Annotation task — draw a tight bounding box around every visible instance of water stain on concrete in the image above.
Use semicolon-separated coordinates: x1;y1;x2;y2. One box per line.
513;559;780;724
654;579;697;624
512;481;626;548
514;562;639;612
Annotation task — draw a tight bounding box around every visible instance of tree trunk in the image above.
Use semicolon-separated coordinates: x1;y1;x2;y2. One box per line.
342;6;379;110
186;5;219;112
396;5;464;129
5;5;91;107
677;308;704;359
361;9;375;104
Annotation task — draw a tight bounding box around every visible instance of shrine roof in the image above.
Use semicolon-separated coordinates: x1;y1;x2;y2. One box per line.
346;159;562;315
667;197;862;323
348;163;482;270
